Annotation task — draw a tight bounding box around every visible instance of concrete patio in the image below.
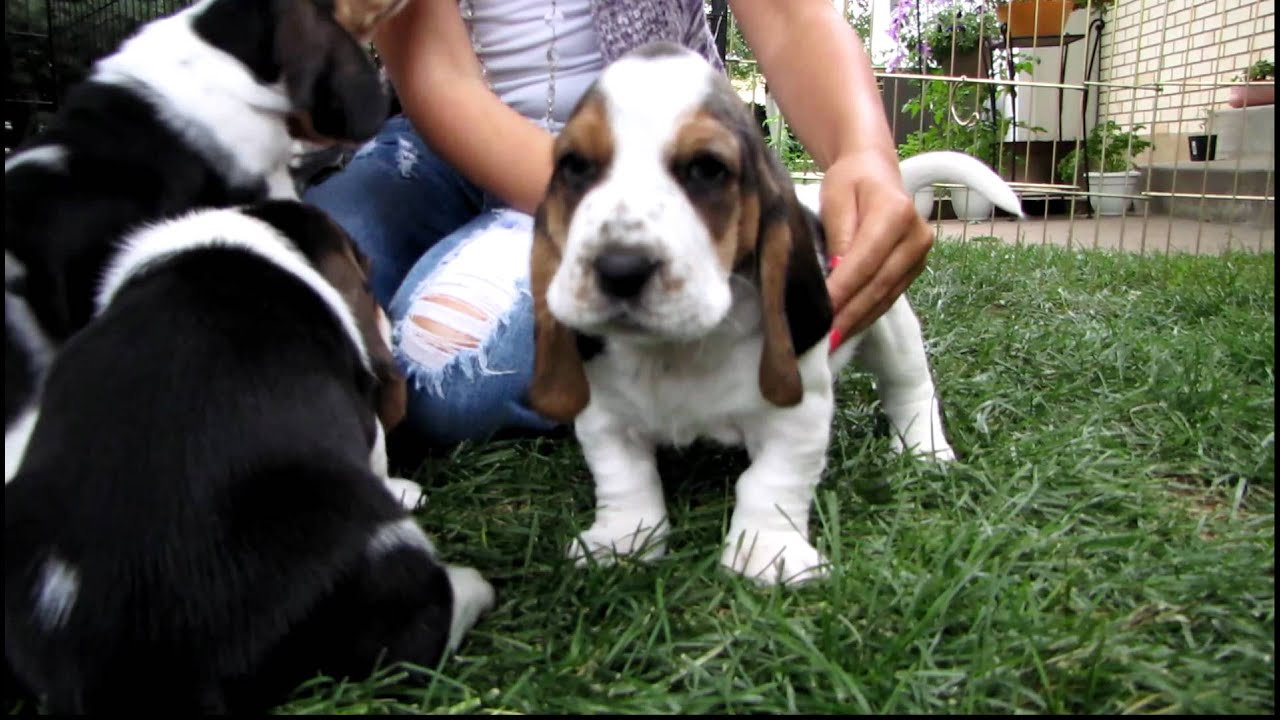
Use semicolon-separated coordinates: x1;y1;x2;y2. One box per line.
926;215;1275;255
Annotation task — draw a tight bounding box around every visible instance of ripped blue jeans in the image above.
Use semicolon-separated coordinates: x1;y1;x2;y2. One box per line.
304;115;557;444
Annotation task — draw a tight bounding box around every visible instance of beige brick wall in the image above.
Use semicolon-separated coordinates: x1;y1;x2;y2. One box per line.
1098;0;1275;162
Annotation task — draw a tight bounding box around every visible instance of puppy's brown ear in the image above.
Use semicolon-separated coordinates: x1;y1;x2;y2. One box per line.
333;0;410;41
276;0;388;142
527;207;590;423
365;310;409;431
307;245;408;430
746;144;833;407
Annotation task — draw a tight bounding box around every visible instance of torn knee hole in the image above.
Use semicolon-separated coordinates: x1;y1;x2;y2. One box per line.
397;236;529;375
409;295;488;349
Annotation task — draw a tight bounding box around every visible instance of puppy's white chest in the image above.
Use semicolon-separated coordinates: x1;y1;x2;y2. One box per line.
585;338;764;447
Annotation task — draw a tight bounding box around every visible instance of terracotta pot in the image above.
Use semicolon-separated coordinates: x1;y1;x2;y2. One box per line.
1227;84;1275;108
996;0;1075;38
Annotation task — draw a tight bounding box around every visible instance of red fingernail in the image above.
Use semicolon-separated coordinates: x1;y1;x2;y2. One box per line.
829;328;843;352
829;255;842;269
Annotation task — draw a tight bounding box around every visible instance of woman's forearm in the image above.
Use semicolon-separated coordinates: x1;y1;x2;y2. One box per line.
407;83;556;215
729;0;897;171
374;0;554;214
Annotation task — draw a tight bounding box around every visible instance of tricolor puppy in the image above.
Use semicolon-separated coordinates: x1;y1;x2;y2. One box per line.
529;43;1022;586
335;0;412;41
4;0;393;479
4;202;495;714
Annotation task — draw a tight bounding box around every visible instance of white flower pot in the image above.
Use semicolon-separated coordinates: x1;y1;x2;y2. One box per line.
1085;170;1142;216
949;186;995;221
914;187;936;218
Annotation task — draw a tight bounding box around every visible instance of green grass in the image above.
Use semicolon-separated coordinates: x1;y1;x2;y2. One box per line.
300;243;1270;713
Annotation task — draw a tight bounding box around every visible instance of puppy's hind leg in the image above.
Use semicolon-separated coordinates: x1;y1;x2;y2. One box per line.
342;520;495;664
854;296;955;461
242;520;493;708
370;419;425;511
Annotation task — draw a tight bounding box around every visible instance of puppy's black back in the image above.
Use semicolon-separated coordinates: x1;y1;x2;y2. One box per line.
5;248;450;713
4;84;266;343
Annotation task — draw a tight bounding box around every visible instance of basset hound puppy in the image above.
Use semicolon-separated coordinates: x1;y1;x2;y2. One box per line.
4;201;495;714
4;0;397;482
529;42;1023;586
333;0;412;41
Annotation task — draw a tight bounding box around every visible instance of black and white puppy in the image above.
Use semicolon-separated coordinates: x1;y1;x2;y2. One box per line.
4;255;53;482
4;201;495;714
4;0;391;478
528;43;1022;586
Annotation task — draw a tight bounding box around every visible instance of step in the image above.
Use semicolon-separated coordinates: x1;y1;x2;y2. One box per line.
1204;105;1275;160
1142;158;1275;229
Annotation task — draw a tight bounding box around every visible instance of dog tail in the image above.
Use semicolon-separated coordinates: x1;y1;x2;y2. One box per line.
899;151;1024;218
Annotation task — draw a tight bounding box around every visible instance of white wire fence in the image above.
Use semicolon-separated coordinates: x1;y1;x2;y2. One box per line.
713;0;1275;256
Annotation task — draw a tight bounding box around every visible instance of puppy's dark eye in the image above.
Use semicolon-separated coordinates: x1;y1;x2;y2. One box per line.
556;151;598;189
679;153;731;191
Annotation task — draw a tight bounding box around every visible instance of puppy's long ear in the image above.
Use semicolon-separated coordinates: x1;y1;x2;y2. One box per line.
365;308;408;431
276;0;387;142
245;200;408;429
321;245;407;431
745;141;833;407
528;206;590;423
333;0;410;42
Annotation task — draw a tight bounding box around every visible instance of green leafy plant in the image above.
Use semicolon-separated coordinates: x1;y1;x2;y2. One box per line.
889;1;1002;72
763;116;814;173
1245;59;1274;81
898;53;1040;174
923;5;1002;61
1229;58;1273;83
845;0;875;45
1056;120;1153;183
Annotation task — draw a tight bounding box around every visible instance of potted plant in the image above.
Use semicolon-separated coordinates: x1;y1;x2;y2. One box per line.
1057;120;1153;216
995;1;1111;38
1187;109;1217;161
995;0;1075;38
1227;59;1275;108
886;0;1002;76
923;3;1002;76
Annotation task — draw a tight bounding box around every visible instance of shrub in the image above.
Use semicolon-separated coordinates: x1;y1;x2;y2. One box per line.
1057;120;1152;183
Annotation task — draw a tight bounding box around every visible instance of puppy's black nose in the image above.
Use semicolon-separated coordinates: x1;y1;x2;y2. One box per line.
593;248;660;299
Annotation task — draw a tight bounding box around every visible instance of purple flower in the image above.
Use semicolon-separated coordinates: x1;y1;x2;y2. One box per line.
886;0;992;72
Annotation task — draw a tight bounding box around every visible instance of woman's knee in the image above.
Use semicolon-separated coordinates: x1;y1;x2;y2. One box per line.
389;214;554;443
397;320;537;444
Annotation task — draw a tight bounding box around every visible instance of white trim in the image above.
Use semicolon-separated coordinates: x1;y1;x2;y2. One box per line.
90;3;295;190
4;145;69;175
97;208;370;369
5;407;39;483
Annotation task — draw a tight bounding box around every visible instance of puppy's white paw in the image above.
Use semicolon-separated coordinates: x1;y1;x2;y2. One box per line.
720;527;829;586
885;398;955;462
567;515;669;566
383;477;425;511
893;436;957;462
443;564;497;652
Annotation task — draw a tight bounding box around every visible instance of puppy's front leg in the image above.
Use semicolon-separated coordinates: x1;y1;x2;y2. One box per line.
723;350;835;586
567;406;669;565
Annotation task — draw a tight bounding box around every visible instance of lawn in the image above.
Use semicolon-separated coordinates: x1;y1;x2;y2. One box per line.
298;241;1270;713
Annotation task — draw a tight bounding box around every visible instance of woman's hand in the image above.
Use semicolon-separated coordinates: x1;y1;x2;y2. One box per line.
819;149;933;347
729;0;934;347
